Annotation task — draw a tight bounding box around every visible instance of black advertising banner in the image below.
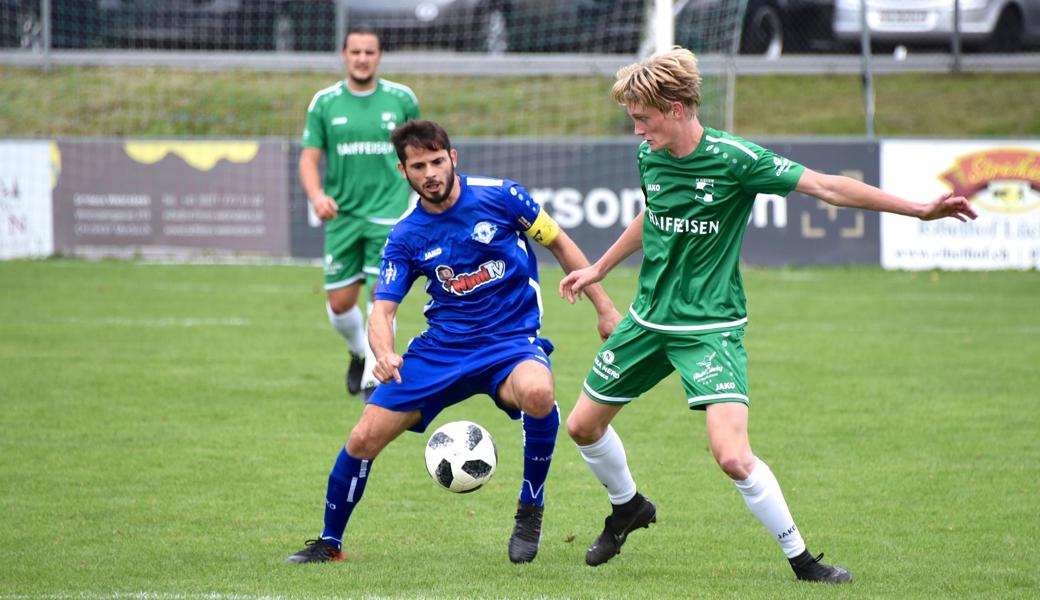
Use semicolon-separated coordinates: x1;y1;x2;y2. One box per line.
288;138;879;266
742;140;881;265
53;140;289;258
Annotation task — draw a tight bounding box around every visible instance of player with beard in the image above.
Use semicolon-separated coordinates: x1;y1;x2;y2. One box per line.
287;120;623;564
300;26;420;403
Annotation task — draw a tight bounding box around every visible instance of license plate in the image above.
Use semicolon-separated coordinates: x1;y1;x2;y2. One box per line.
876;10;928;25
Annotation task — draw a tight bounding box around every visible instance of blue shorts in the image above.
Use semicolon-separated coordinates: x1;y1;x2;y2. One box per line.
367;333;555;433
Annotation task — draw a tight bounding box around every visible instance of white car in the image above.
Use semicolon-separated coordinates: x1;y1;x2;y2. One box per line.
833;0;1040;51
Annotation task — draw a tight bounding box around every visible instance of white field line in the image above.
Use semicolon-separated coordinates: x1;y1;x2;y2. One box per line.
0;590;569;594
63;317;252;328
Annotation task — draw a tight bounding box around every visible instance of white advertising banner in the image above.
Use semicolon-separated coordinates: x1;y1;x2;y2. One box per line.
881;140;1040;270
0;141;55;259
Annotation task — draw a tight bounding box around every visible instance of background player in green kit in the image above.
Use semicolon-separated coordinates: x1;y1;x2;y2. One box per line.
559;48;977;583
300;27;420;400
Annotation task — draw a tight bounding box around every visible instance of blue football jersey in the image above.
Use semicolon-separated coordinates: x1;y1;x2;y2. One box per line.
375;174;545;345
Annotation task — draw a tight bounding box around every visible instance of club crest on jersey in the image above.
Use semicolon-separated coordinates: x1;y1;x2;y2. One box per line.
471;221;498;244
694;178;715;203
436;260;505;295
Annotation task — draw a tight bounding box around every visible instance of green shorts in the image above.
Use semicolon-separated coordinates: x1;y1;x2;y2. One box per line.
323;215;394;291
582;315;749;410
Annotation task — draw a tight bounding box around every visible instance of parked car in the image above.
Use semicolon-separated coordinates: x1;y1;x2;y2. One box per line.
0;0;100;49
498;0;645;53
341;0;512;53
833;0;1040;51
734;0;836;55
95;0;336;51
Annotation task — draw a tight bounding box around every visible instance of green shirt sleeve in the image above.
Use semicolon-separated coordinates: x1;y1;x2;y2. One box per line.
406;92;421;121
738;141;805;196
301;96;325;149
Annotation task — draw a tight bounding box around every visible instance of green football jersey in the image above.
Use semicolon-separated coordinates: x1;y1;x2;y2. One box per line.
630;127;804;334
301;78;420;221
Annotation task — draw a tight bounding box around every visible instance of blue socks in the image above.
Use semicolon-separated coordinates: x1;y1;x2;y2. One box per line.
321;448;372;549
519;403;559;507
318;405;557;547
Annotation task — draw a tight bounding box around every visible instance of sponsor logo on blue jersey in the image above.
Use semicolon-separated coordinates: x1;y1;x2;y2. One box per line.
436;260;506;295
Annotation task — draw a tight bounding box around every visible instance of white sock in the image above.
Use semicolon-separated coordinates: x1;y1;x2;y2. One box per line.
359;302;391;390
733;459;806;558
576;425;637;505
326;303;364;356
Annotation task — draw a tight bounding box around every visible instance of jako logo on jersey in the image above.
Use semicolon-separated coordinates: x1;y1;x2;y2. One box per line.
423;247;443;260
471;221;497;244
331;116;348;126
438;260;505;295
646;183;661;192
382;261;398;285
694;178;715;203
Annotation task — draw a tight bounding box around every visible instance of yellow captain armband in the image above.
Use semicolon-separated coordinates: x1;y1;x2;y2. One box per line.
525;208;560;247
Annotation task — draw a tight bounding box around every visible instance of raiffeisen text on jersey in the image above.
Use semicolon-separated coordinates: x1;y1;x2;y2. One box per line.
646;209;720;235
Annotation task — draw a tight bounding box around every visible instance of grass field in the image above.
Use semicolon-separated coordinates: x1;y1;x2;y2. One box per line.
0;259;1037;599
1;66;1039;137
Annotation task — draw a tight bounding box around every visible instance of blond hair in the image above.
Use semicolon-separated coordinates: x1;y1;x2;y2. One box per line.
611;47;702;114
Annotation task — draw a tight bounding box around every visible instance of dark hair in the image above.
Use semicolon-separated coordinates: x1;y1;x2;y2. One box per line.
342;25;381;51
391;120;453;165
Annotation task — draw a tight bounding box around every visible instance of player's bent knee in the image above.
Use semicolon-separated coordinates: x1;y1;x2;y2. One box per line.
518;384;554;417
328;296;359;314
345;427;385;461
566;415;602;446
715;452;754;480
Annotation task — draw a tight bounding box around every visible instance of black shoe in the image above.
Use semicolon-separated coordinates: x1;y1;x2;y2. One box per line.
346;353;364;395
360;382;376;404
585;495;657;566
286;538;345;564
508;503;543;563
789;550;852;583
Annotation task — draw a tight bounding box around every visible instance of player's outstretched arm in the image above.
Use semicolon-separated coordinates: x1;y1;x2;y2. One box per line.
795;168;977;222
369;299;403;384
559;209;645;305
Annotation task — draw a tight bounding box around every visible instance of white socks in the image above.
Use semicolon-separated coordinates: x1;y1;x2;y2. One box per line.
576;425;637;505
733;459;806;558
326;303;364;356
359;302;387;390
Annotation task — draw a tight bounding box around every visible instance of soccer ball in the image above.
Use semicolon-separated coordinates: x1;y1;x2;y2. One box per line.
424;421;497;493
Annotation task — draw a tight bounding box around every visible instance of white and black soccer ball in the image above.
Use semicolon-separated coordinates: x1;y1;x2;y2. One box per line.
424;421;497;493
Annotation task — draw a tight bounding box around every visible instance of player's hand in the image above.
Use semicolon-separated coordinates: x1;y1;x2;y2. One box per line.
596;307;622;341
310;194;339;222
919;192;977;222
372;352;403;384
559;265;604;304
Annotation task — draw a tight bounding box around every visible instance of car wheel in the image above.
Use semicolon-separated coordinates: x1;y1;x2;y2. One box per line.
18;9;42;51
985;5;1023;52
274;13;295;52
740;4;783;58
481;8;509;54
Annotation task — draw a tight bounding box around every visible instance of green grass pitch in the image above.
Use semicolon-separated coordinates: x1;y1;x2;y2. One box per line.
0;259;1037;599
